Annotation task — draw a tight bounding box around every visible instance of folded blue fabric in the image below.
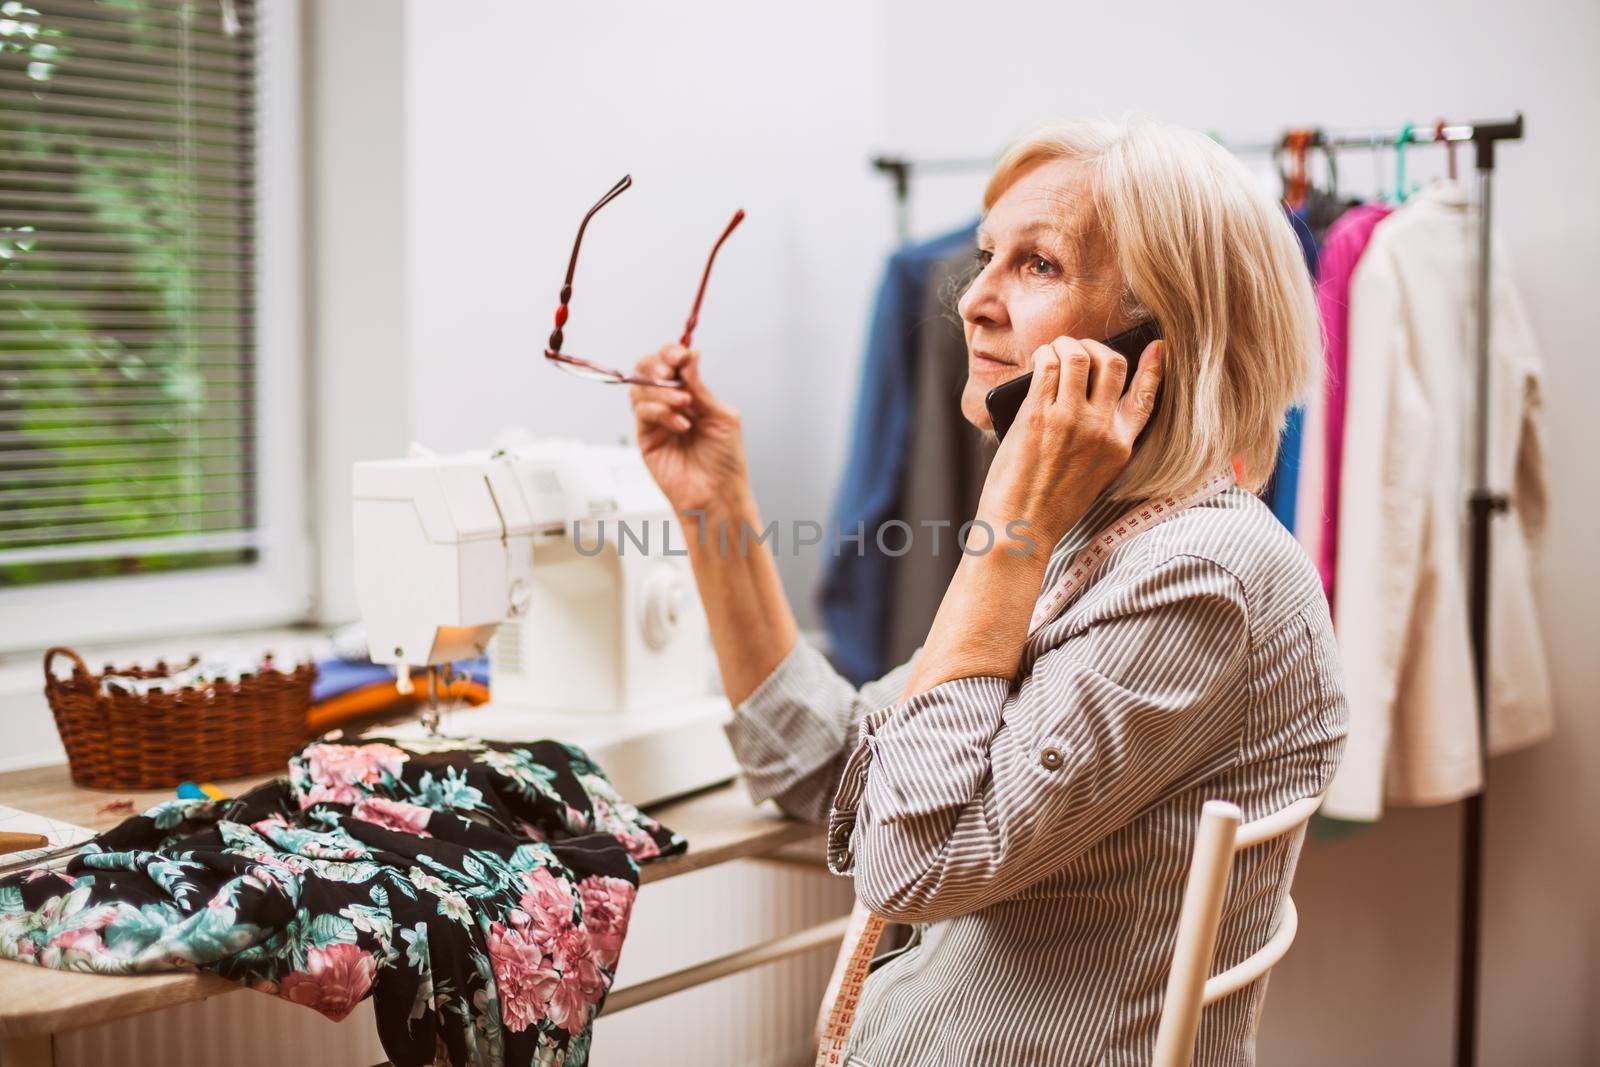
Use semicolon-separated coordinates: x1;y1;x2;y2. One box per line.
311;658;490;704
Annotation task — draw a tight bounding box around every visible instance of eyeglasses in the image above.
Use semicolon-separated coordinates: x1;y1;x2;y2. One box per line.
544;174;745;388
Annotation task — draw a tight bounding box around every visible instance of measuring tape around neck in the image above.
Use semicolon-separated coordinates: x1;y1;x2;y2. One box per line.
812;469;1237;1065
1027;469;1236;636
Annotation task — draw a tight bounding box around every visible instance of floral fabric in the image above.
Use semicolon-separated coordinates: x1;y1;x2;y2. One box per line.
0;736;686;1066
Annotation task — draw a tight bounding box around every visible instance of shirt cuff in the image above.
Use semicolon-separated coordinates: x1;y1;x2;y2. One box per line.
826;674;1013;876
722;637;857;808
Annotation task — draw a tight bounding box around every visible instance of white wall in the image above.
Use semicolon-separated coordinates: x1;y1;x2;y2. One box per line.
306;0;410;623
308;0;894;627
874;1;1600;1064
394;0;892;634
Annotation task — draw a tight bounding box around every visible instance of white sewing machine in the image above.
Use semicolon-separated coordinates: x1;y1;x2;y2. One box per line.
350;438;740;807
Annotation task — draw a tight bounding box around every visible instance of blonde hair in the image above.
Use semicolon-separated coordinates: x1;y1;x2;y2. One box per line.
981;114;1320;500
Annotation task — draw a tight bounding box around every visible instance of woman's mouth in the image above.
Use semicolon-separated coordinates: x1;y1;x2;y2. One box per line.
971;352;1014;373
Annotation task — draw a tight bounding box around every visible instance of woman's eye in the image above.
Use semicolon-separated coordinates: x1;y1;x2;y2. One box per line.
1027;254;1059;277
972;248;993;269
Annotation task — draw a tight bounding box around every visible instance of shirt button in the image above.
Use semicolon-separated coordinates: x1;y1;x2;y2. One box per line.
838;848;852;866
1039;746;1064;770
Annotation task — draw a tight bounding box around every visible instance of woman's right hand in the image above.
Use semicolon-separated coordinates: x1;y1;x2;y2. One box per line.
628;343;751;517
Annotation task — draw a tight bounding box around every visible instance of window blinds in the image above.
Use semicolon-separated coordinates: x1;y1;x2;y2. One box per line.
0;0;260;587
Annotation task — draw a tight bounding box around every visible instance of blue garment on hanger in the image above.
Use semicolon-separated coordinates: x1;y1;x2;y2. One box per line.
1289;202;1322;278
818;222;978;686
1260;205;1321;533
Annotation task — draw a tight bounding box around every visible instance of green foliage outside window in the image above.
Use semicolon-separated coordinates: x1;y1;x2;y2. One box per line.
0;0;257;587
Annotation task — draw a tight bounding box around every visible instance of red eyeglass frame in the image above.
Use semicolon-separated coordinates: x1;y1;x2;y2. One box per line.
544;174;745;388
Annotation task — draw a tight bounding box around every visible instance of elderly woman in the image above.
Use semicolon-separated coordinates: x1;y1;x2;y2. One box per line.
627;115;1349;1065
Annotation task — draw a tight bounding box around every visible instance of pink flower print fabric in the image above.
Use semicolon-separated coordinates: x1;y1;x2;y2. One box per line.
0;737;686;1067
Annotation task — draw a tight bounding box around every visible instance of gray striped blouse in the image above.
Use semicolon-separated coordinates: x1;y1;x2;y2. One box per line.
724;485;1349;1066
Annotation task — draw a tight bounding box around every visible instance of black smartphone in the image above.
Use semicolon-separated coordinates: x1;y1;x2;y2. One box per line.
983;319;1163;444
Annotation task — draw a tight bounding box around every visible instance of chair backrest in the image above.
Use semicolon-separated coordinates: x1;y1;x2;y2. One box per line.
1150;793;1324;1067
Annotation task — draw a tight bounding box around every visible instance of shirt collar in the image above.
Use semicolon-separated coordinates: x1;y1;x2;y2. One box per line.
1413;176;1470;210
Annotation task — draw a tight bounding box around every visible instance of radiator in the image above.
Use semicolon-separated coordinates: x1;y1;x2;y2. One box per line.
55;860;853;1067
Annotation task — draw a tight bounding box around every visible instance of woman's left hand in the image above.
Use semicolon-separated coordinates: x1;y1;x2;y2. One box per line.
973;335;1165;559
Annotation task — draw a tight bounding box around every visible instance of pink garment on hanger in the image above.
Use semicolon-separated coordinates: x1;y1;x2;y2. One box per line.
1313;201;1392;612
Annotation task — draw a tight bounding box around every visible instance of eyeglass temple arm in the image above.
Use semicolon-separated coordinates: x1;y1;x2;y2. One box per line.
680;208;745;348
550;174;632;355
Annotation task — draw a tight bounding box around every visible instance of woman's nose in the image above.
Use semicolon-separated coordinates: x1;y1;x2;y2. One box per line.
958;269;1006;329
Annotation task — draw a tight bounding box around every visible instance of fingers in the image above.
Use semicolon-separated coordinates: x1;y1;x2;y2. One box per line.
630;345;693;400
1080;338;1129;405
628;362;695;411
659;344;690;379
629;342;742;439
1029;344;1061;407
635;399;692;435
672;346;735;419
1050;338;1092;403
1114;340;1165;438
642;343;735;420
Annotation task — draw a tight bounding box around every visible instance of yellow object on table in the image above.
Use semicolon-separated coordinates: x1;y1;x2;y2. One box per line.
0;832;48;856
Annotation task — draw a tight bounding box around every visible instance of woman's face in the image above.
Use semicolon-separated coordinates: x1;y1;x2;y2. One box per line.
957;159;1131;430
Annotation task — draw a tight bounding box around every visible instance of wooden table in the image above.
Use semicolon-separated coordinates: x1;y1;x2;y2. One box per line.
0;764;826;1065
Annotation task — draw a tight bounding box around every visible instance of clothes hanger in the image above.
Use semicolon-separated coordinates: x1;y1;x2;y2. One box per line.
1273;129;1313;211
1393;121;1415;203
1294;131;1313;208
1371;137;1386;204
1315;128;1339;201
1435;119;1458;181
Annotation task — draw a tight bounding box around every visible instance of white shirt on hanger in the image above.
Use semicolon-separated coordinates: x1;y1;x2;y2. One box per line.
1325;177;1553;821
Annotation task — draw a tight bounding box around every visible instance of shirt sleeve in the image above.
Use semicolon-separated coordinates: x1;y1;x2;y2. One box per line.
722;635;922;824
826;552;1251;925
1494;249;1548;539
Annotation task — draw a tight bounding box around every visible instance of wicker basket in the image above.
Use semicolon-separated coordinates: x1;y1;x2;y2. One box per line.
44;646;316;790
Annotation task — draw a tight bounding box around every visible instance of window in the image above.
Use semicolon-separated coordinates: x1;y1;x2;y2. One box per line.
0;0;306;651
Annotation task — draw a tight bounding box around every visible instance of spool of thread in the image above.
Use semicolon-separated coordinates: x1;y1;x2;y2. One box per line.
175;781;226;801
0;831;49;856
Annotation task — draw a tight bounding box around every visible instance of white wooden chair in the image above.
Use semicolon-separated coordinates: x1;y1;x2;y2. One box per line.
1152;793;1324;1067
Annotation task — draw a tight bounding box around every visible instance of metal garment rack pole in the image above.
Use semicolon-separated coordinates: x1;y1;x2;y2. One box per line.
871;114;1525;1067
1457;113;1523;1067
871;118;1505;240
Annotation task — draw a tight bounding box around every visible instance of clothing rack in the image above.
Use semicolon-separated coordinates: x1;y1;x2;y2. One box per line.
871;113;1525;1067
